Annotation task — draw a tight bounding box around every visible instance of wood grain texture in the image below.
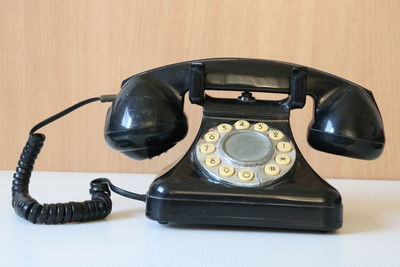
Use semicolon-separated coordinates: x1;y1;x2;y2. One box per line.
0;0;399;179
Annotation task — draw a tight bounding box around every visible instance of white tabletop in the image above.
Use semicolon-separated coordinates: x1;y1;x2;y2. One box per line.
1;170;400;267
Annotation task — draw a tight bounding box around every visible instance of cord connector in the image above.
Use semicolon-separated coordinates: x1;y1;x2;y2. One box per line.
100;94;117;102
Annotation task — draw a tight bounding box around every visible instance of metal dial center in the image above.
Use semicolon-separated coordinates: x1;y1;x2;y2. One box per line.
220;131;272;165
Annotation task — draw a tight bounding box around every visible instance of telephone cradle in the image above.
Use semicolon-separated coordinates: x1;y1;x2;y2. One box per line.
12;58;384;231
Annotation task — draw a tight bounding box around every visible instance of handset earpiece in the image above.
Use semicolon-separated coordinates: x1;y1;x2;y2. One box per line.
104;75;188;160
307;84;385;160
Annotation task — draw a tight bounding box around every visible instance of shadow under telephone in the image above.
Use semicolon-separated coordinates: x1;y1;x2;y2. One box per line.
12;58;385;231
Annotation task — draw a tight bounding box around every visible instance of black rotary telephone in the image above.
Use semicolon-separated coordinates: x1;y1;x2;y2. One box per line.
12;58;385;231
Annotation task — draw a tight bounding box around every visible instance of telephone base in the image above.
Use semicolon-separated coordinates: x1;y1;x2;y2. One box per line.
146;197;342;231
145;177;343;232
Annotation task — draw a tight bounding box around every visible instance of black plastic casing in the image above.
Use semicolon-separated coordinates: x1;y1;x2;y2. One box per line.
104;58;385;231
146;95;343;231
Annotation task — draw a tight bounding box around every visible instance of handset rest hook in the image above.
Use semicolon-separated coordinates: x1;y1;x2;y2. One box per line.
188;61;308;110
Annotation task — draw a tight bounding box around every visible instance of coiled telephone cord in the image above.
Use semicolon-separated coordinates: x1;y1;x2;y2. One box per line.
12;96;146;224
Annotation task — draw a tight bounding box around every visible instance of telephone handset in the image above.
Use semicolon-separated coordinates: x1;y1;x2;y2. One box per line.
12;58;384;231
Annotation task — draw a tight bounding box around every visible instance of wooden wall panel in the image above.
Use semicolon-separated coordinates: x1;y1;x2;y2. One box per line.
0;0;399;179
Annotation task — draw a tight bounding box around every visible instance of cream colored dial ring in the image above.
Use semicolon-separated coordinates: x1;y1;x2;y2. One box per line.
195;120;296;187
